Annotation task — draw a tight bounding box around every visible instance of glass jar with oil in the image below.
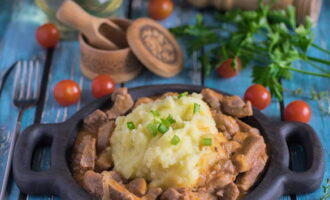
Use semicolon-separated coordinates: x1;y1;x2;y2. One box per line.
35;0;123;40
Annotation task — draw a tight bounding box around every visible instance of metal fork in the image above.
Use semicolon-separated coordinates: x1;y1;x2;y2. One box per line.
0;59;42;200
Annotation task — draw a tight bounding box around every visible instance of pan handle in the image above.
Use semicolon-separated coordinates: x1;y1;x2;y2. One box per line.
13;123;92;199
13;123;58;195
279;122;325;195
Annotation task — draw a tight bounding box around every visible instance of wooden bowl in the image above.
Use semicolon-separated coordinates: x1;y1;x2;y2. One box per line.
79;18;143;83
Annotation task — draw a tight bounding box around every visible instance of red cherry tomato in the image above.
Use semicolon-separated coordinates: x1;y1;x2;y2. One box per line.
148;0;174;20
36;23;60;48
284;100;311;123
53;80;81;106
92;74;116;98
244;84;272;110
217;58;241;78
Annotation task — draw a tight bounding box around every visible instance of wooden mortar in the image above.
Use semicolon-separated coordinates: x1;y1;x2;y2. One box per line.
79;18;143;83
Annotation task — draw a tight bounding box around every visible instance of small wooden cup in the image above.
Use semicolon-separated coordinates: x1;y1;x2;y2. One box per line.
79;18;143;83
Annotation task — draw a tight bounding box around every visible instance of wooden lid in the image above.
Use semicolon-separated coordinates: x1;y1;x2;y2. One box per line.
127;18;184;77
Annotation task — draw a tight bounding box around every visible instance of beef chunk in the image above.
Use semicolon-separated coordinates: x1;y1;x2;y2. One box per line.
107;88;134;120
102;170;126;184
97;120;115;152
160;188;185;200
236;153;268;191
216;183;239;200
236;119;260;137
232;154;250;173
95;148;112;172
201;88;223;109
239;135;266;166
72;134;96;182
134;97;153;108
127;178;147;197
221;96;252;118
232;131;248;144
212;111;239;139
105;178;141;200
84;109;108;133
83;170;103;197
222;141;241;155
142;188;162;200
191;192;217;200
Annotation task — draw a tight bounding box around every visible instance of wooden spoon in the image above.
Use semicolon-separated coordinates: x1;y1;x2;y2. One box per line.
56;0;128;50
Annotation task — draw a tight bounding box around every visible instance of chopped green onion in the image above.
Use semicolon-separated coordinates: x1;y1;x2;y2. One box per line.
161;118;171;127
150;110;160;117
158;123;169;134
178;92;188;99
171;135;181;145
193;103;200;114
147;123;158;136
166;114;176;124
203;138;212;146
127;121;136;130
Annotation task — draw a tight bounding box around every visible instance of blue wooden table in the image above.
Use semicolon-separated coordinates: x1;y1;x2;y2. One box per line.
0;0;329;199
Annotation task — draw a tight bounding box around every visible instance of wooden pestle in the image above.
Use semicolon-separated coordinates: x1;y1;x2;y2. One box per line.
56;0;128;50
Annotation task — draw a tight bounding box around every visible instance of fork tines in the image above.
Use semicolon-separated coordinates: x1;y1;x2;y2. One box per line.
13;59;42;105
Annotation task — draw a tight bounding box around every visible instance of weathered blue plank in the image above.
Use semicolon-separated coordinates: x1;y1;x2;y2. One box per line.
282;1;330;199
0;0;47;199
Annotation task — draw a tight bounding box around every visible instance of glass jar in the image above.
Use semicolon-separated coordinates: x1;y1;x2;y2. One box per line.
35;0;123;40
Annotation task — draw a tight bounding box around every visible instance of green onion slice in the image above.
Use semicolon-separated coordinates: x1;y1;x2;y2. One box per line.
203;138;212;146
178;92;188;99
193;103;200;114
158;123;169;134
127;121;136;130
147;123;158;136
150;110;160;117
166;114;176;124
171;135;181;145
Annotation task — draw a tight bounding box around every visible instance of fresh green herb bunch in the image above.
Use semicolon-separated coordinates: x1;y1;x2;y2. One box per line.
170;1;330;100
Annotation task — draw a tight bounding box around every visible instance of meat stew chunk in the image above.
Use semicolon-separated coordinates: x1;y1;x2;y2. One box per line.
107;88;134;120
216;183;240;200
221;96;253;118
127;178;148;197
84;109;108;133
142;188;162;200
83;170;104;197
97;120;115;152
72;134;96;182
95;148;113;172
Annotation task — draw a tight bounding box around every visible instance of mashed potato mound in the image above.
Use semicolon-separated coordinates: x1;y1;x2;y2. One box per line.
110;93;227;188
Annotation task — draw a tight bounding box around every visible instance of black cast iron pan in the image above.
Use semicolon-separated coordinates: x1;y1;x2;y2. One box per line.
13;84;325;200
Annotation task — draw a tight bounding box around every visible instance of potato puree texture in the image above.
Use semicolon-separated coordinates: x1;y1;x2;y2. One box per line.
110;94;227;188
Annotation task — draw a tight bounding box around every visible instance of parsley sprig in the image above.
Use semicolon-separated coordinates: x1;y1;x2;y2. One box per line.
170;2;330;100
